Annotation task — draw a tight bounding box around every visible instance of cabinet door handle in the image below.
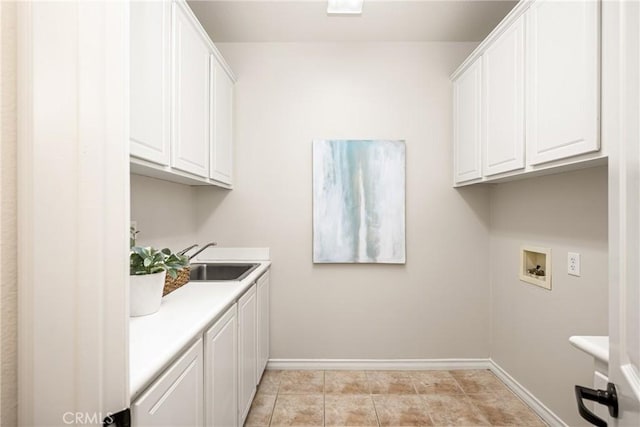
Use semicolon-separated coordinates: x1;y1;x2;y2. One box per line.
574;383;618;427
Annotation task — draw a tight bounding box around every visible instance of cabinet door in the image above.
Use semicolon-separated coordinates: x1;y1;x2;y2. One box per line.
256;271;270;383
172;1;210;178
132;338;204;426
204;305;238;427
526;0;600;165
130;0;171;165
238;284;257;425
482;16;525;176
210;58;234;185
453;58;482;184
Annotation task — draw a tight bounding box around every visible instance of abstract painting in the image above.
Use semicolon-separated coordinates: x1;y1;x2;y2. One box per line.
313;140;405;264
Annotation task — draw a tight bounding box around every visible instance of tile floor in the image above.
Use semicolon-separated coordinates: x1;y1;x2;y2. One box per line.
245;369;547;427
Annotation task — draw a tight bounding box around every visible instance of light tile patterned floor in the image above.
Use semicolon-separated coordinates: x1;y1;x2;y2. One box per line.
244;369;547;427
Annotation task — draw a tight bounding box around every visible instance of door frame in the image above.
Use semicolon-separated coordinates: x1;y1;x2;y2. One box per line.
17;1;130;424
606;0;640;424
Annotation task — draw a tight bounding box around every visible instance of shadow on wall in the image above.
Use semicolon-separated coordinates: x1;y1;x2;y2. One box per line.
488;167;608;244
455;185;491;229
194;185;232;235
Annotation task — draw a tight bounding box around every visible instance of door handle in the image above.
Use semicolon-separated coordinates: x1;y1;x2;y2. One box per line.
575;383;618;427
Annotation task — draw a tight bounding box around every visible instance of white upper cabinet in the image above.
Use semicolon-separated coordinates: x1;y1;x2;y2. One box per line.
171;1;211;178
210;58;234;185
482;15;525;176
130;0;235;186
451;0;604;186
453;58;482;184
130;0;171;166
525;0;600;165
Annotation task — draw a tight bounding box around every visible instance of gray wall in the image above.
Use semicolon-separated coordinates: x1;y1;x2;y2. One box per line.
194;42;492;359
129;41;609;426
489;166;609;426
130;175;199;251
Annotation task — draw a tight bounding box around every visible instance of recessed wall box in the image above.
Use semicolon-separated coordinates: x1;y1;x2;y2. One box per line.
520;245;551;290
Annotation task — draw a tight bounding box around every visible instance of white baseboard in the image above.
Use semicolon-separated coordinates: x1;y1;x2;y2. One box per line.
489;360;567;427
267;358;492;371
266;358;567;427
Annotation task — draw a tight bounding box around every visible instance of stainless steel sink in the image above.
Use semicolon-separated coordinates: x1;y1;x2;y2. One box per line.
189;263;260;282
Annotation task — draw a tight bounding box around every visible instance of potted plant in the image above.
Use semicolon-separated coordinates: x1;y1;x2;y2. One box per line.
129;228;189;316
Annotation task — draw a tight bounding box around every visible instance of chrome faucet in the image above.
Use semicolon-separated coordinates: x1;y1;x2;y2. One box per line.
177;243;199;257
187;242;218;260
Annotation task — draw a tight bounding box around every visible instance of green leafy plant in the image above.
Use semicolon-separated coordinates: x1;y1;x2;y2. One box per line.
130;226;140;247
130;246;189;279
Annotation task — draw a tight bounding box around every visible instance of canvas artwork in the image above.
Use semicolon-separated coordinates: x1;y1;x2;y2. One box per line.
313;139;406;264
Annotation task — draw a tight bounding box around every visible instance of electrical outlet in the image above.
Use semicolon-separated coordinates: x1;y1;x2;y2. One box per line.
568;252;581;276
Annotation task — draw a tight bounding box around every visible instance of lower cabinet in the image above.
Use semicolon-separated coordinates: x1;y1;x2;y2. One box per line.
132;338;204;427
256;271;270;384
238;283;258;425
204;305;238;427
132;268;271;427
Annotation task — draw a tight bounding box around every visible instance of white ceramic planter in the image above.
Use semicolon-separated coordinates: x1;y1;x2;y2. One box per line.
130;270;166;317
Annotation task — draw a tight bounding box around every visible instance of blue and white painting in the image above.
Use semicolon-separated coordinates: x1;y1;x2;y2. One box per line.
313;140;406;264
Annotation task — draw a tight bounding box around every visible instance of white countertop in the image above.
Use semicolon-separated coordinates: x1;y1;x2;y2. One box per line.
129;252;270;400
569;335;609;365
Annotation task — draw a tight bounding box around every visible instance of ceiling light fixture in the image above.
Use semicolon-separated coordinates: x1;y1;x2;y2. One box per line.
327;0;363;15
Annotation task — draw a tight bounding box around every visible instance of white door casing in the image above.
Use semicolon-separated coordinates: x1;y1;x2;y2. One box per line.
17;1;130;425
607;0;640;425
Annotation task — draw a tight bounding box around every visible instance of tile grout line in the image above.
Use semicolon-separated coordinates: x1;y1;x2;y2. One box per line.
322;371;325;427
487;371;548;426
452;371;496;426
366;371;382;427
267;377;279;427
411;374;436;427
258;368;544;427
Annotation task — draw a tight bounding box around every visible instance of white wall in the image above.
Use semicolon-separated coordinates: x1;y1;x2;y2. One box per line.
0;1;17;424
489;166;608;426
194;42;492;359
130;175;199;251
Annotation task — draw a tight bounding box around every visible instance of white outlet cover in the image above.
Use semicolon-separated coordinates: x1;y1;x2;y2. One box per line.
568;252;581;276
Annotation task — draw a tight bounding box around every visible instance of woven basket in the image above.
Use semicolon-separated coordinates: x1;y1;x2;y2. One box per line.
163;266;191;296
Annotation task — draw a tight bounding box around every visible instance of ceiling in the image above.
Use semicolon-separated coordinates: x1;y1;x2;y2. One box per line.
188;0;518;43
